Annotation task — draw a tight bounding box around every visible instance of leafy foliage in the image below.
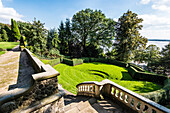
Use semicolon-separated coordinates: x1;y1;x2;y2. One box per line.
114;10;147;62
11;19;21;41
72;8;115;57
17;19;48;56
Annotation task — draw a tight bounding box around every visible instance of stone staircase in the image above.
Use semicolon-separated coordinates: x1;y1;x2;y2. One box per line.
63;94;131;113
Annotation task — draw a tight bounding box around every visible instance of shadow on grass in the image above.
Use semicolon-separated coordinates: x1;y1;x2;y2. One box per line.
89;70;110;79
133;82;162;93
121;71;133;80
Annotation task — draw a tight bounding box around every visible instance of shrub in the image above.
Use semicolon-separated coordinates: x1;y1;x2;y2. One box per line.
128;66;167;85
48;58;60;66
47;48;60;59
63;58;73;66
81;57;90;63
73;59;83;66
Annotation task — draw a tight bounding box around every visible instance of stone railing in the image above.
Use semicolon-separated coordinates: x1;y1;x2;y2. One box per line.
76;79;170;113
0;48;65;113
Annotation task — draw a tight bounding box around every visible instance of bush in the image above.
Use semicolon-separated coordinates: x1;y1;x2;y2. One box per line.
63;58;73;66
73;59;83;66
80;57;128;68
128;66;167;85
48;58;60;66
47;48;60;59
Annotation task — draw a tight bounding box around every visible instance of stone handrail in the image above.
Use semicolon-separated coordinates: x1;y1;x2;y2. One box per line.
0;48;63;112
76;79;170;113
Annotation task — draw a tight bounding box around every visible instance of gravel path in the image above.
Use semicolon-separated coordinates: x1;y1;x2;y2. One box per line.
0;46;35;94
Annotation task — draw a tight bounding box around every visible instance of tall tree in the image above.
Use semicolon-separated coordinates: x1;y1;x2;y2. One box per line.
1;29;8;42
160;43;170;74
72;8;115;57
4;25;12;41
47;28;59;49
58;21;67;55
65;18;73;56
11;19;21;41
114;10;147;62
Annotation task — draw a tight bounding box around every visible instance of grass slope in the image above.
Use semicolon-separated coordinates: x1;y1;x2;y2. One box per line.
0;42;19;50
0;42;19;56
47;62;162;94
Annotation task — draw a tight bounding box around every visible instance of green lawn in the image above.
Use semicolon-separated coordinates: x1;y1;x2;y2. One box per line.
0;51;5;56
42;61;162;94
0;42;19;56
0;42;19;50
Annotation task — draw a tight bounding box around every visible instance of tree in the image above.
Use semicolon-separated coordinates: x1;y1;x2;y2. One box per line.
72;8;115;57
58;21;67;55
159;43;170;75
133;47;147;64
11;19;21;41
1;29;8;41
47;28;59;49
145;44;161;72
4;25;12;41
114;10;147;62
65;18;73;56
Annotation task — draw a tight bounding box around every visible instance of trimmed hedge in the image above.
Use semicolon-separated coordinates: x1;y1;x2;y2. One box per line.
128;63;145;72
81;57;128;68
63;58;73;66
73;59;83;66
141;78;170;105
63;58;83;66
48;58;60;66
128;66;167;85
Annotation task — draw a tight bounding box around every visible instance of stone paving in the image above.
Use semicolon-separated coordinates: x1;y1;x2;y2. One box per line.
0;46;35;95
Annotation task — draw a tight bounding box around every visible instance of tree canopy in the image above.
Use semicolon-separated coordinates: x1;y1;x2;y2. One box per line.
114;10;147;62
72;8;115;57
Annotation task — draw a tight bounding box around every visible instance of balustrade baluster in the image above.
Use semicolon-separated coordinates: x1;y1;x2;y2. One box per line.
147;107;152;113
133;99;138;111
114;88;117;97
139;102;145;112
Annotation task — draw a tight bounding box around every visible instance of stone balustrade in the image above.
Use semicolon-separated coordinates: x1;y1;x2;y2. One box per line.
76;79;170;113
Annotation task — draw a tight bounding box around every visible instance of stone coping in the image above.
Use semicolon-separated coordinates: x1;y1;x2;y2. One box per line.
0;48;60;106
76;79;170;113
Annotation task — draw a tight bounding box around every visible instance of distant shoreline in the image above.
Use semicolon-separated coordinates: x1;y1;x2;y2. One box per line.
148;39;170;42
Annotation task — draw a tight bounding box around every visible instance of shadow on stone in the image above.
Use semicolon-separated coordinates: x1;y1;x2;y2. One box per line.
8;51;35;91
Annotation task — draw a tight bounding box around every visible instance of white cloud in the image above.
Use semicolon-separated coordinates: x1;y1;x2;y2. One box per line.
0;0;23;24
139;0;170;39
140;0;151;4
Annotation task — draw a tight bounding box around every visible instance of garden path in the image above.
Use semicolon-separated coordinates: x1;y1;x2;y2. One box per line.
0;46;35;95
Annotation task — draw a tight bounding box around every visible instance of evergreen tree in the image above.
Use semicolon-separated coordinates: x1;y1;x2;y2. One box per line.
11;19;21;41
65;18;73;56
1;29;8;42
4;25;12;41
58;21;67;55
114;10;147;62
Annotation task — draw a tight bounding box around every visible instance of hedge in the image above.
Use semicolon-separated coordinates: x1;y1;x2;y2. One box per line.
48;58;60;66
63;58;73;66
128;66;167;85
73;59;83;66
141;78;170;105
128;63;145;72
81;57;128;68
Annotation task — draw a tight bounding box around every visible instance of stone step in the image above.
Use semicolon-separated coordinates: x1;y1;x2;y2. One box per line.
64;98;98;113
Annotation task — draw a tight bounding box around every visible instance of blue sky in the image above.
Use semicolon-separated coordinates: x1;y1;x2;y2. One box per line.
1;0;170;39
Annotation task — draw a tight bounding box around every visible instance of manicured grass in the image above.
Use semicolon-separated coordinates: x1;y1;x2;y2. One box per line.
0;42;19;50
47;62;162;94
0;51;5;56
